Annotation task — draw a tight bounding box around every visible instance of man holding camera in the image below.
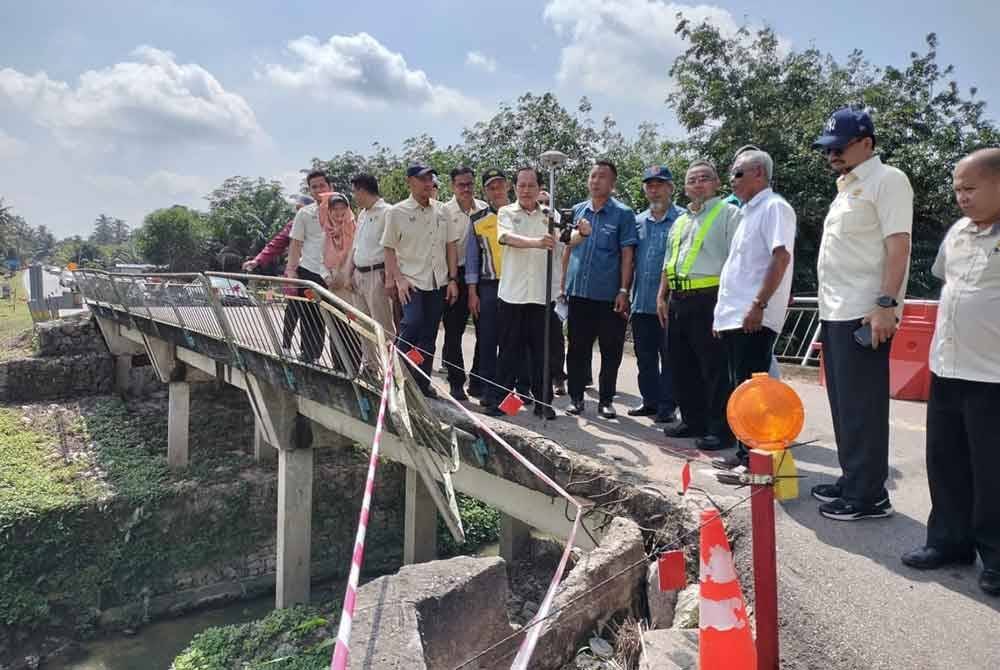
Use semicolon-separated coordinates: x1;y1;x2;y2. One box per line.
811;108;913;521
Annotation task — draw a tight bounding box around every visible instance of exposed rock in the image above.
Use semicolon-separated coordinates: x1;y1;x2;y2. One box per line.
647;561;680;629
672;584;700;629
640;628;698;670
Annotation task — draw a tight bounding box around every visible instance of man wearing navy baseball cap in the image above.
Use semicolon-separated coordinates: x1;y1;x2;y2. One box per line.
810;107;914;521
628;165;682;423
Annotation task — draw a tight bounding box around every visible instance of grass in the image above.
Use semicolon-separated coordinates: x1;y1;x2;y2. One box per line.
0;271;35;361
0;407;101;525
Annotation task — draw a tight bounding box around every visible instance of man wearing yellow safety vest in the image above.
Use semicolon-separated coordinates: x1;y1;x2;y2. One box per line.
656;160;742;450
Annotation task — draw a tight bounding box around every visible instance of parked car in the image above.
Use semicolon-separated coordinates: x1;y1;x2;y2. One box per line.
211;276;254;307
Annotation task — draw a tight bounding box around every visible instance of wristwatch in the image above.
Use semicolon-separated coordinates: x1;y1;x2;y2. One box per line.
876;295;899;309
618;287;629;295
752;297;767;309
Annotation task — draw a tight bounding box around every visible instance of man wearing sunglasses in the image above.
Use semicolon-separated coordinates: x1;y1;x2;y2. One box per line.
811;107;913;522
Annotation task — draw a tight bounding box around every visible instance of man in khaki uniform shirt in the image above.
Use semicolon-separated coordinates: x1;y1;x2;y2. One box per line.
902;148;1000;597
440;167;487;399
655;160;741;450
347;173;398;337
810;108;913;522
382;163;460;397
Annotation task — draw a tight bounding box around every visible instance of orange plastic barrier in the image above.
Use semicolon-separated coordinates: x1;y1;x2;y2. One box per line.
699;509;757;670
889;300;938;401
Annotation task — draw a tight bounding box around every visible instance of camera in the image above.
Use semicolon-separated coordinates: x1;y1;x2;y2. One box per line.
540;206;578;244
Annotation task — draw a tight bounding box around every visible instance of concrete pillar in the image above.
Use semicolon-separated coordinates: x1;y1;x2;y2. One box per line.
404;466;438;564
167;381;190;469
114;355;132;396
253;417;278;464
499;514;532;564
276;446;313;607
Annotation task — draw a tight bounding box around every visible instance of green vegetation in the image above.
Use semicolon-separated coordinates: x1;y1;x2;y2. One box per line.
173;603;341;670
438;492;501;557
0;271;34;361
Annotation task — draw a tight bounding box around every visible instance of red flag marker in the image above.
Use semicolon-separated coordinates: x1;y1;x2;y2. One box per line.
405;348;424;366
680;461;692;494
657;550;687;591
498;392;524;416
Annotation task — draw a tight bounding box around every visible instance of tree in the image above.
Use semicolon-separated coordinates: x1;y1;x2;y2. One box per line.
136;206;209;271
205;177;293;256
91;214;116;245
668;21;999;296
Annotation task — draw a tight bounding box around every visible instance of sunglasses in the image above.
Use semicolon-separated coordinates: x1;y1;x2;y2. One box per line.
824;137;863;156
730;170;745;179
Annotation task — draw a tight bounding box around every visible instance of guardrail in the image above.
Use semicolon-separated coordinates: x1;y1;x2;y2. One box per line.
775;297;820;367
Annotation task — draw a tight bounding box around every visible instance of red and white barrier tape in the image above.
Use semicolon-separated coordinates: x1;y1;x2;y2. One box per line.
396;346;585;669
330;353;395;670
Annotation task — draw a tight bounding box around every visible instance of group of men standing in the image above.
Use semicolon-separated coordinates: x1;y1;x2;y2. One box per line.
243;105;999;596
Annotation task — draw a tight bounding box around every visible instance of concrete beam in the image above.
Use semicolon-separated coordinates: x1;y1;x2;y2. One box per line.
499;514;532;564
96;317;145;356
114;355;132;396
167;381;190;470
244;374;298;451
253;416;278;464
276;446;314;607
404;467;438;564
144;337;180;383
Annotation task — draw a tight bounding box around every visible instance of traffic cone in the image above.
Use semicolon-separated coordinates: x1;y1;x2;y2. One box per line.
699;509;756;670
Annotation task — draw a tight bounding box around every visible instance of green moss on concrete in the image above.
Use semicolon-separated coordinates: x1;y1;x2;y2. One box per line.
172;602;341;670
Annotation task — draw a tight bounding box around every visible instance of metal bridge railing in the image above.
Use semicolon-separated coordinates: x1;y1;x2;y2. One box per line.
775;296;821;367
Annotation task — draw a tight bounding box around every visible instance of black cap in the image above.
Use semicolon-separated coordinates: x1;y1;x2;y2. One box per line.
481;168;506;187
406;163;436;177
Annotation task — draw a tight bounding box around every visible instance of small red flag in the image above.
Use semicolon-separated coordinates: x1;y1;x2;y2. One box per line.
657;550;687;591
498;392;524;416
405;348;424;366
680;461;691;494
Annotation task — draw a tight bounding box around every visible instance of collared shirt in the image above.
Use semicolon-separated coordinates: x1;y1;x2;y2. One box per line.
929;218;1000;383
566;197;638;302
817;155;913;321
352;198;391;267
497;202;550;305
662;196;742;282
714;188;797;332
442;197;487;268
632;204;683;314
381;196;457;291
466;206;503;284
289;203;330;280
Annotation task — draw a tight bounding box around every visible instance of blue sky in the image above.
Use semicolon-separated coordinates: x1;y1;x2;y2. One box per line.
1;0;997;238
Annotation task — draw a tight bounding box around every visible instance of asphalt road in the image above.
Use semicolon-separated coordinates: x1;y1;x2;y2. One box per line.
438;330;1000;670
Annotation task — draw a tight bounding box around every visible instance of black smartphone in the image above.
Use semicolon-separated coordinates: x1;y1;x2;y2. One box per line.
853;323;873;348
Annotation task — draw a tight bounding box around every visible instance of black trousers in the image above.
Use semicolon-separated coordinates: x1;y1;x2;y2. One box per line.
721;328;778;455
567;296;627;404
548;302;567;384
497;300;553;406
284;266;327;361
925;374;1000;570
821;319;891;507
442;273;471;386
667;291;731;439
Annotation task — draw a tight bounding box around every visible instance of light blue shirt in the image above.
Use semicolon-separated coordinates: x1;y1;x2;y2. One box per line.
566;198;639;302
632;204;684;314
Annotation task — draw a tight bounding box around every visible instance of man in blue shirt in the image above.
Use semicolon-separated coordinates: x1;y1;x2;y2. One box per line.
629;165;683;423
564;160;639;418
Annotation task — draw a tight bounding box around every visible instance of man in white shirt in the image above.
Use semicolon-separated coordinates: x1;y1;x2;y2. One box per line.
712;149;796;470
441;167;487;400
382;163;460;397
811;108;913;521
901;148;1000;597
347;173;397;336
286;169;335;363
489;167;558;420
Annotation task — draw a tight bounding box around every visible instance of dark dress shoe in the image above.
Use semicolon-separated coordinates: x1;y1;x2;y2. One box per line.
467;383;484;398
627;404;657;417
712;453;748;470
980;569;1000;596
449;384;468;401
655;411;678;424
421;385;439;400
663;422;697;438
598;403;617;419
696;435;733;451
482;405;504;417
901;546;976;570
566;399;585;415
534;404;557;420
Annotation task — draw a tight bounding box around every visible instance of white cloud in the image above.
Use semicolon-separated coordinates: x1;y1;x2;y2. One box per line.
85;170;211;199
0;46;263;148
544;0;788;102
465;51;497;74
262;32;488;119
0;129;27;159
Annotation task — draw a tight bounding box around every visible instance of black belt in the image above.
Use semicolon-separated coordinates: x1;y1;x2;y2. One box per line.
355;262;385;273
669;286;719;300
